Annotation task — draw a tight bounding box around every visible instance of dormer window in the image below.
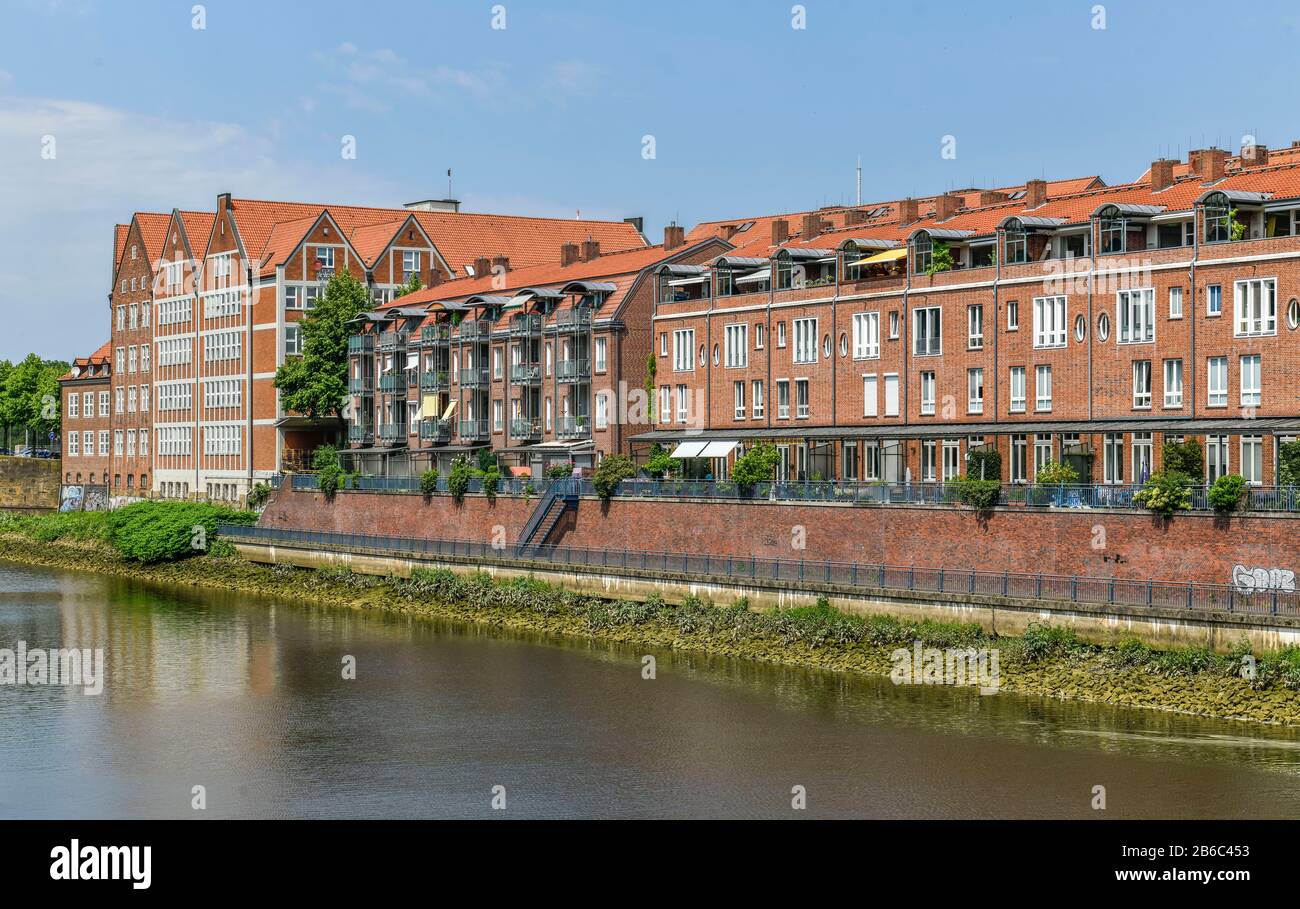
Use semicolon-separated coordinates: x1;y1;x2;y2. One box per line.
913;233;933;274
1003;221;1028;264
1098;207;1127;254
1203;192;1231;243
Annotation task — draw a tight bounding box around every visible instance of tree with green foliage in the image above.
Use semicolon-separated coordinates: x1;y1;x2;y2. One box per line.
731;443;780;489
1209;474;1248;513
592;454;637;499
394;273;422;298
1034;459;1079;485
1;354;70;449
274;270;369;420
965;447;1002;481
645;443;679;479
955;476;1001;511
106;501;257;563
925;241;954;276
1161;438;1205;480
419;469;439;498
448;456;474;503
644;353;656;422
1279;440;1300;486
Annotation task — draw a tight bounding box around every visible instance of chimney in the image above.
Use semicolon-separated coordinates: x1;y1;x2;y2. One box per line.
472;256;491;277
217;192;232;211
1149;158;1177;192
802;213;825;239
491;255;510;274
427;269;444;288
623;216;644;235
560;242;580;267
843;208;869;226
1240;142;1269;167
978;191;1008;206
1190;148;1227;182
581;239;600;262
1024;179;1047;209
897;198;919;224
934;194;961;221
664;224;685;250
718;224;738;240
771;218;789;246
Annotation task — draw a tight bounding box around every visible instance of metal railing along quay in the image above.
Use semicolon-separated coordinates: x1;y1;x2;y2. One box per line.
218;523;1300;618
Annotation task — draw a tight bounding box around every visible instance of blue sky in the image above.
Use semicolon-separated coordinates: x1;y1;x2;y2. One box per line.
3;0;1299;361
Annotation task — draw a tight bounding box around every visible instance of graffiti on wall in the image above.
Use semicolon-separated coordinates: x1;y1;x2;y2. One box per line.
1233;565;1297;595
59;484;108;512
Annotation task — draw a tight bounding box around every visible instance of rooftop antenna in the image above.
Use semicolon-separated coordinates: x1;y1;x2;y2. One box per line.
856;156;862;207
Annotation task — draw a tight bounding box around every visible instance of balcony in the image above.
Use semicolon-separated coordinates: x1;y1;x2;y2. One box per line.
556;309;593;329
510;418;542;441
458;419;489;441
556;415;591;439
377;423;408;443
420;370;450;392
509;362;542;385
508;313;542;337
347;335;375;354
378;374;407;394
378;330;409;352
420;324;451;344
348;425;374;445
420;419;452;444
457;320;491;341
348;376;374;395
459;367;490;389
557;358;591;383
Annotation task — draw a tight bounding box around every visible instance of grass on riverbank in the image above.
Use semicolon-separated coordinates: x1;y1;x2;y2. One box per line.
3;525;1300;723
0;501;256;562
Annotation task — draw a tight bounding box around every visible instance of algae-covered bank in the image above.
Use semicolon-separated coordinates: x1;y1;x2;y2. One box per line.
3;525;1300;727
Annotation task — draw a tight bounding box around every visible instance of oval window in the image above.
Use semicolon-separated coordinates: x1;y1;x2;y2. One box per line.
1074;313;1086;342
698;344;705;366
712;343;719;365
823;334;831;357
839;332;848;357
1097;312;1111;342
1288;298;1300;330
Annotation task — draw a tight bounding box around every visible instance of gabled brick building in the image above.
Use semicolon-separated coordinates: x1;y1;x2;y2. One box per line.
58;341;112;488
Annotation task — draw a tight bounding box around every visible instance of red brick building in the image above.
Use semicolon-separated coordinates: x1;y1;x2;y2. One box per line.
345;227;728;474
635;144;1300;487
58;341;112;490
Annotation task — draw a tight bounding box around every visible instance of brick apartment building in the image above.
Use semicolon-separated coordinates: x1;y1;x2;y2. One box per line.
58;342;112;489
344;226;729;474
633;142;1300;488
59;194;647;501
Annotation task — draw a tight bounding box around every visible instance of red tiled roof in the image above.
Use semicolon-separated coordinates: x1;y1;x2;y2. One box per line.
60;340;111;381
221;198;647;277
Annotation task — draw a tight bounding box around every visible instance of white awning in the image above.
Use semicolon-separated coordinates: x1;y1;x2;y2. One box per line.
734;269;771;285
669;441;708;458
667;275;709;287
700;440;738;458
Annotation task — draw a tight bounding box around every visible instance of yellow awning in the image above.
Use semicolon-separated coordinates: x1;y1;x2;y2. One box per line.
441;400;458;421
849;247;907;267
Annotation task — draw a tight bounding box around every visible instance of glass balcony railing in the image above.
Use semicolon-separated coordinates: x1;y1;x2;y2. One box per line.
348;376;374;394
378;330;409;352
420;419;452;443
456;320;491;341
348;335;375;354
347;425;374;444
458;367;490;389
420;324;451;344
377;423;408;442
378;374;407;394
458;419;489;441
420;370;450;391
556;415;591;439
509;313;543;336
510;418;541;440
556;358;591;383
556;308;593;328
509;362;541;385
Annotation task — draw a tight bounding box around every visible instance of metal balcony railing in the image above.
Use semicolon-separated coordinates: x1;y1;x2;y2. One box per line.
378;374;407;394
347;425;374;444
557;358;591;383
348;335;376;354
556;308;593;328
348;376;374;394
458;419;489;441
458;367;490;389
556;415;591;439
510;418;541;440
420;419;452;443
420;370;450;391
509;313;543;336
509;362;542;385
377;423;408;442
378;330;408;352
457;320;491;341
420;324;451;344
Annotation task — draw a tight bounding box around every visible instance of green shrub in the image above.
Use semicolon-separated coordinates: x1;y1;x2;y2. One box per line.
1034;459;1079;485
419;469;439;498
546;463;572;480
318;464;343;499
646;444;680;479
448;456;473;503
106;501;257;563
247;482;271;509
482;468;500;503
311;444;340;471
1133;470;1192;518
965;447;1002;481
1279;440;1300;486
731;442;780;488
1018;623;1082;662
592;455;637;499
1208;474;1247;513
954;476;1000;511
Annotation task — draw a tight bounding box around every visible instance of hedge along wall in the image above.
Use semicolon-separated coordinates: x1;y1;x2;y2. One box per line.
257;486;1300;589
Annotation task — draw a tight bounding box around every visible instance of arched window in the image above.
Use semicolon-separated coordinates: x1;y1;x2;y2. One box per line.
1202;191;1231;243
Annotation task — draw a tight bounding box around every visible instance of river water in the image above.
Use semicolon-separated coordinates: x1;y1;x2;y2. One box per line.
1;560;1299;819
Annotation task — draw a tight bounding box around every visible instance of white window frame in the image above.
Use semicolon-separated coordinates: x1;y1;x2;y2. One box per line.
967;304;984;350
1240;354;1261;408
1163;359;1183;409
1033;295;1067;348
862;374;878;417
1035;364;1052;412
852;311;880;360
967;367;984;414
1116;288;1155;344
724;324;748;368
1207;356;1228;408
1132;360;1152;409
1234;278;1277;338
792;318;818;364
920;371;936;416
913;306;941;357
